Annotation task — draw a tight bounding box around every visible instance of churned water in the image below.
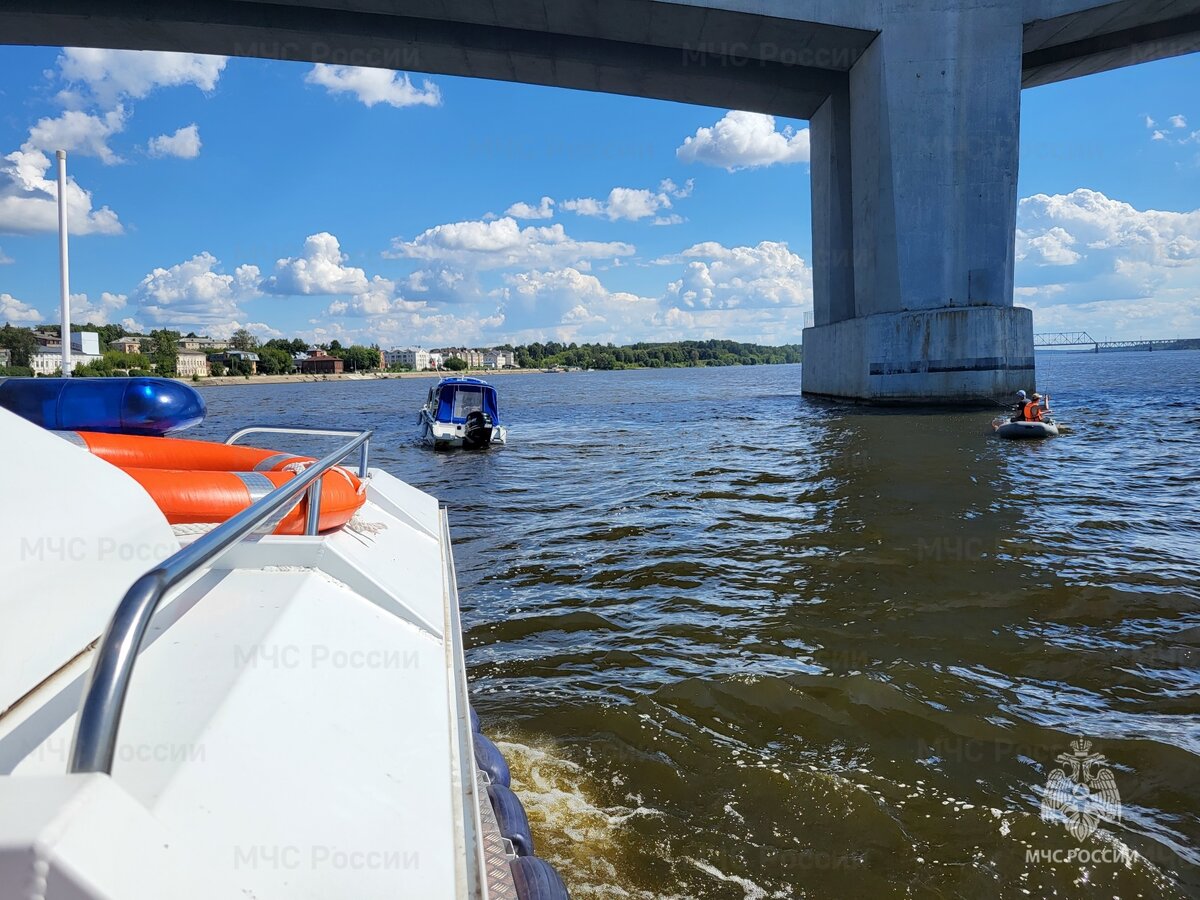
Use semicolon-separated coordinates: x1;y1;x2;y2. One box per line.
196;351;1200;898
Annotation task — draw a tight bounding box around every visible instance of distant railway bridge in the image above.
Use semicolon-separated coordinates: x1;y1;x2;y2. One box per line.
1034;332;1200;353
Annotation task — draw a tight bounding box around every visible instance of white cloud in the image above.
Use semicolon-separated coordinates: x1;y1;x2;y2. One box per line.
402;265;482;305
1144;115;1157;129
1015;188;1200;338
1020;226;1081;266
660;178;694;199
1152;130;1167;141
71;291;128;325
563;186;678;222
305;65;441;108
561;179;693;223
677;111;809;171
666;241;813;311
57;48;227;107
501;266;654;338
262;232;370;295
0;149;122;235
134;251;261;327
1;51;224;234
208;320;282;341
325;283;429;318
0;247;11;264
492;240;815;344
505;196;555;219
386;217;634;269
23;108;127;165
0;292;43;324
261;231;424;317
1170;114;1188;129
148;124;202;159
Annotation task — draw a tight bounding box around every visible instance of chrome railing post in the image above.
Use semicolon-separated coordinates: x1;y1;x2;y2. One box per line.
69;571;166;774
305;478;323;535
359;438;370;479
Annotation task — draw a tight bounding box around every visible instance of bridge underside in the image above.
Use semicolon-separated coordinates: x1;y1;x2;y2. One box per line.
2;0;1197;404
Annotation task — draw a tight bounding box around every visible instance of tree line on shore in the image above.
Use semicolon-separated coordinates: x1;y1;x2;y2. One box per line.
1;322;802;378
508;339;802;369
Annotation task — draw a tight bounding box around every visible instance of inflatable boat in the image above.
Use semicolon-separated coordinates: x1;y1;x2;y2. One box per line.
995;419;1059;439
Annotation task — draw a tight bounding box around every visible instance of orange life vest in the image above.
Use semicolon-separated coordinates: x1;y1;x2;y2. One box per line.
1023;400;1042;422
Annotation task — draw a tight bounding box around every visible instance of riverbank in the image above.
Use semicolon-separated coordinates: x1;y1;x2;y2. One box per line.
193;368;547;387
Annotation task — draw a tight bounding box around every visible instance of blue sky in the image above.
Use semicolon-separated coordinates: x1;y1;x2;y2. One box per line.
0;45;1198;346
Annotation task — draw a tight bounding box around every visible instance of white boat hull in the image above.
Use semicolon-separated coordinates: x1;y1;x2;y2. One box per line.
420;413;508;449
0;409;530;899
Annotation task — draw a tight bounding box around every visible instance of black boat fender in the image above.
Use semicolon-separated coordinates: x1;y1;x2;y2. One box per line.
509;856;570;900
473;732;511;787
488;783;535;856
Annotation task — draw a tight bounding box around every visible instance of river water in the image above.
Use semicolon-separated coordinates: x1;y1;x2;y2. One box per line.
196;351;1200;899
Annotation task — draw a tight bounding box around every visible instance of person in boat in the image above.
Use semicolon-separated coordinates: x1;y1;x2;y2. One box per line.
1011;390;1028;420
1010;390;1045;423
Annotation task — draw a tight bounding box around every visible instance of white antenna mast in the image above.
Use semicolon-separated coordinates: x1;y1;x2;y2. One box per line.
56;150;71;376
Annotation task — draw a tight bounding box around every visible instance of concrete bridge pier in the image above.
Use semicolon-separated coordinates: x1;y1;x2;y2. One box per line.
802;0;1035;404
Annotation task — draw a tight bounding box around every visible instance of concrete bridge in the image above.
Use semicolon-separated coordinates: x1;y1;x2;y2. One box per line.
3;0;1198;403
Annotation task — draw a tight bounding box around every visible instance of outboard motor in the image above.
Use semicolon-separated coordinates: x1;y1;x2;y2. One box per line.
463;410;494;449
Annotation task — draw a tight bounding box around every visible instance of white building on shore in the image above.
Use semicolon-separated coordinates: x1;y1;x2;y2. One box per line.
438;348;483;369
483;350;512;369
30;332;102;375
383;348;430;371
176;350;210;378
179;336;229;352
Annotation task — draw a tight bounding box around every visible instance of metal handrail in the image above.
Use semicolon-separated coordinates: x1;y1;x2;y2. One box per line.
225;426;371;479
68;428;373;775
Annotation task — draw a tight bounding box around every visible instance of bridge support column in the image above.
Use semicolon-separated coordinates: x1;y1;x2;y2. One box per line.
802;0;1035;404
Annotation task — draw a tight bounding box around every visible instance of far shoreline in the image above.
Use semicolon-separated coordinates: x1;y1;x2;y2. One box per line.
190;368;548;388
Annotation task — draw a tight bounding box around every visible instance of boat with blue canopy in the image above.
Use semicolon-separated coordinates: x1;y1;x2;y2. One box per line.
419;377;508;449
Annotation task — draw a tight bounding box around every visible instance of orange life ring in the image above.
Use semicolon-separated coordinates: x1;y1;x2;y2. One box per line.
121;466;364;534
58;430;314;471
57;431;366;534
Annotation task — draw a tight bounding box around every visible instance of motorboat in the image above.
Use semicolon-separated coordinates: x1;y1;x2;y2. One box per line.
0;387;564;899
420;377;508;449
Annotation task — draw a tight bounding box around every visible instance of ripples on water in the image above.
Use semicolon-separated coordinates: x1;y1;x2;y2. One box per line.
196;352;1200;898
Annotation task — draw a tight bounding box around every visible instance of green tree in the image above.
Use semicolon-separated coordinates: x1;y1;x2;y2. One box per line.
103;349;149;370
263;337;309;356
443;356;468;371
257;346;293;375
210;361;226;377
337;345;379;372
74;358;114;377
0;324;39;367
229;328;259;352
227;357;253;376
149;329;180;376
